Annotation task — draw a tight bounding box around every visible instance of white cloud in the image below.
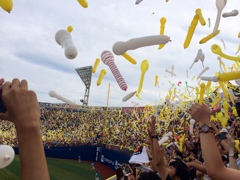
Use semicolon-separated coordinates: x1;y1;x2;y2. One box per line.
0;0;239;107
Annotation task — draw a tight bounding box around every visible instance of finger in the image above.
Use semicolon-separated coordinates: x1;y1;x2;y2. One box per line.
0;78;4;86
20;79;28;90
11;78;20;89
2;81;11;93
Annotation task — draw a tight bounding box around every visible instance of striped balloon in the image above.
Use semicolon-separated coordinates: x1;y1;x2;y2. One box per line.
101;50;128;91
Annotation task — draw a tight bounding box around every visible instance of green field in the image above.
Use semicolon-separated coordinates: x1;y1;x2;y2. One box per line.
0;155;102;180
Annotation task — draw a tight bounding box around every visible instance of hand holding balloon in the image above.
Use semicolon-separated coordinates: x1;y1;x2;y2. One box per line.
55;29;78;59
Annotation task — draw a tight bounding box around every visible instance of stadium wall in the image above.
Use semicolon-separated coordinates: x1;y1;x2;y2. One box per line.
13;146;131;170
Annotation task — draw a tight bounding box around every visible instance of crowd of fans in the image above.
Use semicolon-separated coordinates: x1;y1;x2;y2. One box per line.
0;78;240;179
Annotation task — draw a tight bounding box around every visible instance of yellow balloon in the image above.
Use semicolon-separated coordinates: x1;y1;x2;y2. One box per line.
195;8;206;26
211;44;240;61
77;0;88;8
136;60;149;99
199;83;205;104
122;53;137;64
158;17;167;49
0;0;13;13
67;26;73;33
92;58;100;73
96;69;106;86
199;30;220;44
184;14;199;49
154;75;158;87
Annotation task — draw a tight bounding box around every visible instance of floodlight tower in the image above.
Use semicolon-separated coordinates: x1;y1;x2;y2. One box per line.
75;66;92;106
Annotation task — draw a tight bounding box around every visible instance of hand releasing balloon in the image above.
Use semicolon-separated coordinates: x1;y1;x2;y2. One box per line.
92;58;100;73
97;69;106;86
122;91;137;102
55;29;78;59
49;91;78;106
0;0;13;13
0;145;15;169
112;35;170;55
101;50;128;91
184;14;199;49
213;0;227;34
211;44;240;61
77;0;88;8
136;60;149;99
222;9;238;17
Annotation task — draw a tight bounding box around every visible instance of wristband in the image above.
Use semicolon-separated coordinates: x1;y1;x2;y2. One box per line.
151;135;158;140
229;153;235;157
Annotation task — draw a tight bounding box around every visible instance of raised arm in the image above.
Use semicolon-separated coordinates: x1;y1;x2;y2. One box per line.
0;78;49;180
226;134;239;170
148;116;168;179
187;103;240;180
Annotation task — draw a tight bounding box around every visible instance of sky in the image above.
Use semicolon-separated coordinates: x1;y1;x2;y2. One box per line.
0;0;240;107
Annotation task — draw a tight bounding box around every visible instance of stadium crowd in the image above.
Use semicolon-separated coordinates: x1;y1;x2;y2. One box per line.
0;78;240;179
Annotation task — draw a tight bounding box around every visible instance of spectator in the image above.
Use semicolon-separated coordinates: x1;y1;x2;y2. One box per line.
0;78;49;180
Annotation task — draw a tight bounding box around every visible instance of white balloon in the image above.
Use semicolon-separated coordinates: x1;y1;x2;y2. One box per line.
122;91;137;102
49;90;78;106
222;9;238;17
135;0;143;5
55;29;78;59
0;145;15;169
190;119;196;135
112;35;170;55
235;79;240;85
158;137;169;145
